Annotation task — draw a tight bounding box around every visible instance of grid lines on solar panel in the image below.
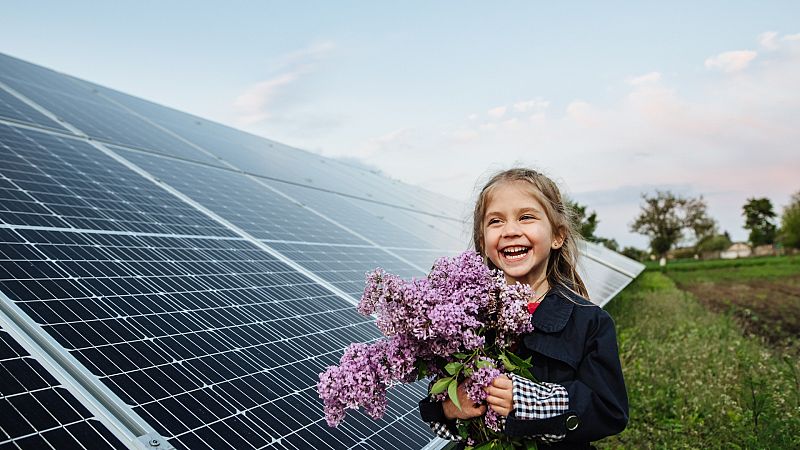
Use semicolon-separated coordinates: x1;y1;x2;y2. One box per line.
0;123;237;237
267;242;425;298
115;147;372;245
0;88;67;132
334;199;466;251
0;324;126;450
258;181;448;250
0;228;435;449
577;258;636;307
0;57;219;166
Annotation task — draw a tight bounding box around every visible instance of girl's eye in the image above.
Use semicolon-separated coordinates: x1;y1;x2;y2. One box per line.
487;218;501;226
520;214;535;221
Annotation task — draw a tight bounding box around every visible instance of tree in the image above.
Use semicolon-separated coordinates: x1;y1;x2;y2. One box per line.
630;191;716;258
696;232;733;253
567;199;620;251
743;197;777;246
595;237;619;252
779;191;800;249
566;200;599;241
621;246;648;261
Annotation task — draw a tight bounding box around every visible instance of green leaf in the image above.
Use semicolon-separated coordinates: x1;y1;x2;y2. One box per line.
476;359;492;369
453;353;468;359
519;368;536;381
500;353;518;371
445;361;464;376
507;352;533;370
447;378;462;411
525;439;539;450
430;377;451;395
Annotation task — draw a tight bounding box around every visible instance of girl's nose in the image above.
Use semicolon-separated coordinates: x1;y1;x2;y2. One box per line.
501;221;522;237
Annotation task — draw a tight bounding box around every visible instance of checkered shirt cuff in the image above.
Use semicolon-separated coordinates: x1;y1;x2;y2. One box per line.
430;421;462;441
510;373;569;442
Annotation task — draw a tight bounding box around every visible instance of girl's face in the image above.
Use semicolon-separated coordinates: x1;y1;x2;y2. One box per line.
482;181;562;287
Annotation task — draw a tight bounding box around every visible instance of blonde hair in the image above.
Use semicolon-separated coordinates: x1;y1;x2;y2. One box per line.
471;168;588;297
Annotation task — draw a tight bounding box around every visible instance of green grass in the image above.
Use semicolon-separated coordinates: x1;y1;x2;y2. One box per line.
661;255;800;285
597;272;800;449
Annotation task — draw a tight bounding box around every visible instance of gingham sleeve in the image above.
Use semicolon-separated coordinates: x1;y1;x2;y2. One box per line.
418;383;464;442
430;420;462;441
509;373;570;442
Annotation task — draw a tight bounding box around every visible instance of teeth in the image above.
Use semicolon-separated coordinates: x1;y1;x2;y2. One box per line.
502;246;529;260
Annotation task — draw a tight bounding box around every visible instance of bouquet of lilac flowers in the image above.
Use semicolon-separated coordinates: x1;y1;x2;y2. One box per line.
317;250;537;448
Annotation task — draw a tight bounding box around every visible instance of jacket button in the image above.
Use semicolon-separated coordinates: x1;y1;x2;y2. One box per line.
566;414;580;431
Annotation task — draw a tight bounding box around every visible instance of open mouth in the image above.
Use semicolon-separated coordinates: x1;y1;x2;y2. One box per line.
501;246;530;261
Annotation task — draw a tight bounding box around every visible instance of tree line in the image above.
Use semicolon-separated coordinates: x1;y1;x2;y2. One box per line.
569;190;800;261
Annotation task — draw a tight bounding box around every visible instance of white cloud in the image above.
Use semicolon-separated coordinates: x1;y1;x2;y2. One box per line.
232;41;336;126
449;128;480;142
704;50;757;73
626;71;661;86
513;99;549;113
350;128;412;158
758;31;779;50
783;33;800;42
233;72;300;125
487;105;507;119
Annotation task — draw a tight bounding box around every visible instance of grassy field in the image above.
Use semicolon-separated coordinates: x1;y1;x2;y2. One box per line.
596;260;800;449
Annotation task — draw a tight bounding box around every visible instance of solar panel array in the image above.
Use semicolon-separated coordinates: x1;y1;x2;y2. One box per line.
0;52;644;450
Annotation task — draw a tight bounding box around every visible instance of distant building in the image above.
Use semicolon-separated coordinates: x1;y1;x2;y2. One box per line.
753;244;776;257
721;242;752;259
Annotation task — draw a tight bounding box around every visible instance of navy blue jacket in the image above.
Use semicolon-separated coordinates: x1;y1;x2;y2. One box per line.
509;286;629;448
419;286;628;449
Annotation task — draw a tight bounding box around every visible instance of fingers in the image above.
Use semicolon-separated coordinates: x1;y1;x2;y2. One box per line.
491;375;512;389
487;403;511;417
456;402;486;419
443;396;486;420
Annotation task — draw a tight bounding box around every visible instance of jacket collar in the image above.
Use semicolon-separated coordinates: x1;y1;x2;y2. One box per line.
530;286;574;333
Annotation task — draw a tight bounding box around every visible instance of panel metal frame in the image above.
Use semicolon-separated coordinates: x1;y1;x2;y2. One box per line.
0;291;172;450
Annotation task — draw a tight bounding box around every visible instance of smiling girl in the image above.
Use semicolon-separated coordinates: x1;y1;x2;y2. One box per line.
419;168;628;449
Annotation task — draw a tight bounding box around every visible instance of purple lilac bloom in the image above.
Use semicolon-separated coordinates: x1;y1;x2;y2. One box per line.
321;250;536;439
317;341;390;427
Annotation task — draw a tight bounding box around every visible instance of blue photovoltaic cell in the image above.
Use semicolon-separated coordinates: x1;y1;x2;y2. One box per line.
260;181;448;250
347;200;467;251
0;124;236;237
0;89;66;132
0;227;434;449
267;241;425;298
0;324;126;450
115;147;371;245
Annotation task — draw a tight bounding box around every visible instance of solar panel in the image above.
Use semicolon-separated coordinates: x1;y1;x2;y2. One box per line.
0;123;236;236
0;88;67;132
0;51;644;450
0;323;128;450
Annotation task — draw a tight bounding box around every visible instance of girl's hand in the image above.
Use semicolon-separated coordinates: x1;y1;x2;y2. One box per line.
442;381;487;420
485;375;514;417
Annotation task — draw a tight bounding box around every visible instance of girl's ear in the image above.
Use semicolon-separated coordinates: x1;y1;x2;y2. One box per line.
552;226;567;249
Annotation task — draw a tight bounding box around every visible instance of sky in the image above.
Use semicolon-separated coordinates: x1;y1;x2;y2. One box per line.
2;1;799;249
